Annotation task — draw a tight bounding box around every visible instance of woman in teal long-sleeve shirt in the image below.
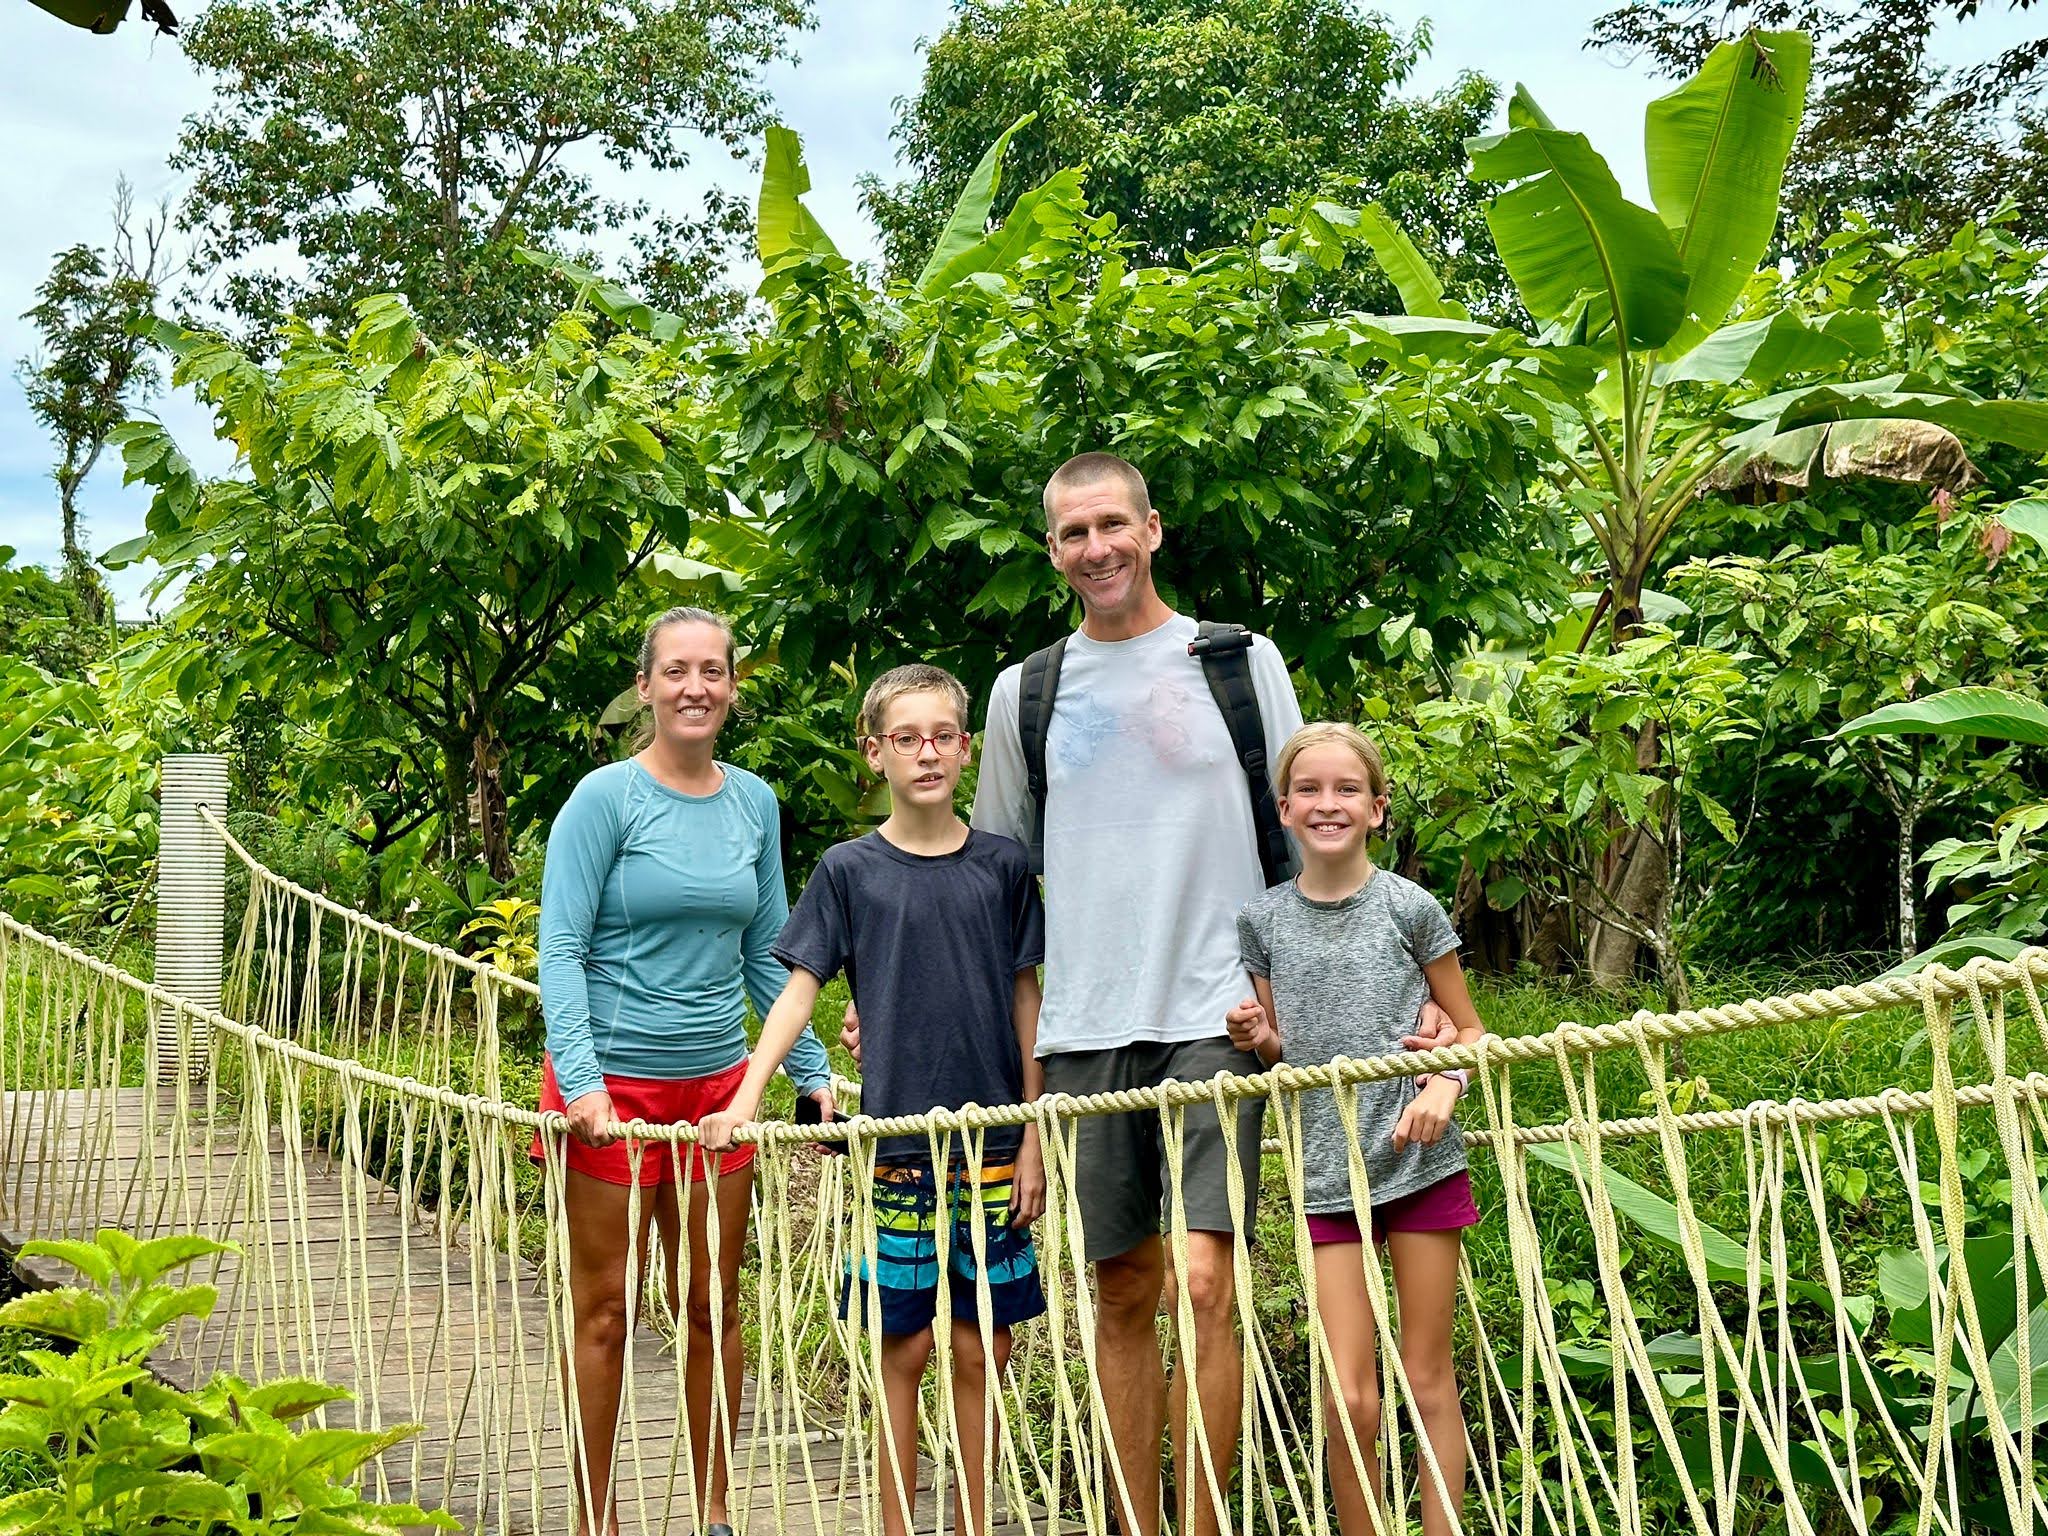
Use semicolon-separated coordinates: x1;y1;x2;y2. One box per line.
535;605;831;1536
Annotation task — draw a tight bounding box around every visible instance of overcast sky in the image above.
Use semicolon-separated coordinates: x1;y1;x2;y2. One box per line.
1;1;2034;618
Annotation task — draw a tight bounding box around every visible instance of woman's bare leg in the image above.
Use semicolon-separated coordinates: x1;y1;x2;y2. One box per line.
667;1158;754;1529
563;1169;660;1536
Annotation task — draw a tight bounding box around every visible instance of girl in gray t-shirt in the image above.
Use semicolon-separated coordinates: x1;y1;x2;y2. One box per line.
1228;721;1488;1536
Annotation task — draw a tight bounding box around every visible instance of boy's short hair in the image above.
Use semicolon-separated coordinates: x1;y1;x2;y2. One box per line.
1274;722;1389;798
859;664;972;738
1041;451;1151;528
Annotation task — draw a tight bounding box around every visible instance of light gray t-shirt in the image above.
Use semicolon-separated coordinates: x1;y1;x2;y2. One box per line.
1237;871;1465;1211
972;612;1304;1056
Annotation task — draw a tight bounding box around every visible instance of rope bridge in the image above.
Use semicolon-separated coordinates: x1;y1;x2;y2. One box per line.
0;796;2045;1534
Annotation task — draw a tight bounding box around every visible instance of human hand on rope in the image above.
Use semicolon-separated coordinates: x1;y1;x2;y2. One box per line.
697;1103;754;1152
840;1000;862;1067
1011;1128;1046;1228
564;1089;619;1148
1391;1078;1460;1151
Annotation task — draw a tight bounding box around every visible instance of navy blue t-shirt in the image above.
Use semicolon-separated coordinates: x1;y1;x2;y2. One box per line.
773;828;1045;1165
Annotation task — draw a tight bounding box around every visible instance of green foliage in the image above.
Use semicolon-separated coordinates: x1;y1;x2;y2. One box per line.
1833;687;2048;749
169;0;811;350
457;897;541;979
0;1229;454;1534
1591;1;2048;257
722;127;1563;731
1672;510;2047;955
1384;631;1758;1004
857;0;1508;316
0;556;110;682
1364;30;2047;656
0;645;166;940
109;294;700;880
1838;677;2048;951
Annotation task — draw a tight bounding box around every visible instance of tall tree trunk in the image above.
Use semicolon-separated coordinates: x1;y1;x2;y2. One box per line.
56;474;107;625
1896;799;1919;960
1586;720;1666;989
1586;827;1672;992
472;724;512;882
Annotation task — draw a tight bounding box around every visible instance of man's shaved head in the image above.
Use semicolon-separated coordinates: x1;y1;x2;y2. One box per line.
1042;451;1151;527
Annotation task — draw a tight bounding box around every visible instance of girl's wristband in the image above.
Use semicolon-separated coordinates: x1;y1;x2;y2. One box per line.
1422;1068;1470;1098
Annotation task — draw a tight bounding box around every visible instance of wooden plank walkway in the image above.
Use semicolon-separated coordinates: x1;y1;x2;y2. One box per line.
0;1089;1055;1535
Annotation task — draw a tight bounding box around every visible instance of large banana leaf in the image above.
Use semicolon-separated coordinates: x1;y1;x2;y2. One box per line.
1468;87;1687;350
1728;375;2048;457
756;126;840;270
1353;202;1464;319
1832;687;2048;748
1526;1142;1858;1316
916;113;1034;295
917;167;1084;297
1700;417;1982;495
1655;308;1880;388
1645;31;1811;337
1997;497;2048;552
26;0;130;29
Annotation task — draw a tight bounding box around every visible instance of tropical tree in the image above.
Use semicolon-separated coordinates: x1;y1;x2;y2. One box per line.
0;633;179;940
858;0;1509;316
1835;683;2048;958
1591;0;2048;253
715;124;1563;711
1358;27;2048;983
16;180;176;620
1670;504;2048;957
107;294;703;880
170;0;810;349
1383;630;1758;1008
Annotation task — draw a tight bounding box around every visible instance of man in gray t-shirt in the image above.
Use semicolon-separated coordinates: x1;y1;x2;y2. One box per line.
1237;871;1467;1212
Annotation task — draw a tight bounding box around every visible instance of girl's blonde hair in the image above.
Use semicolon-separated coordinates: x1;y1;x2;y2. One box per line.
1274;721;1389;798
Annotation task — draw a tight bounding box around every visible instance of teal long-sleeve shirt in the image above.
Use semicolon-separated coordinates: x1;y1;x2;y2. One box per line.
538;759;830;1104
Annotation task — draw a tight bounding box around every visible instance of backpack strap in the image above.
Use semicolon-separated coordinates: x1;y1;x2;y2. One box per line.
1016;636;1067;876
1190;620;1295;889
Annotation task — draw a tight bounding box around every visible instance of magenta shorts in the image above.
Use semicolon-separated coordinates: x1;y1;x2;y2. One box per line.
1306;1170;1480;1247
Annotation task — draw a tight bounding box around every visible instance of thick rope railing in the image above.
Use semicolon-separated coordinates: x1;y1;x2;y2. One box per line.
4;892;2047;1536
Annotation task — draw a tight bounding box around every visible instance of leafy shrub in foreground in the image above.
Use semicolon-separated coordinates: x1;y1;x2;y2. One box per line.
0;1229;455;1535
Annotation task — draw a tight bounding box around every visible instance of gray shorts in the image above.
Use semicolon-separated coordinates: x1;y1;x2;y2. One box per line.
1041;1036;1265;1264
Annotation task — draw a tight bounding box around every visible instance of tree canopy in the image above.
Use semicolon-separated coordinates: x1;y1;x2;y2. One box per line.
16;182;173;619
170;0;812;350
857;0;1508;316
1591;0;2048;252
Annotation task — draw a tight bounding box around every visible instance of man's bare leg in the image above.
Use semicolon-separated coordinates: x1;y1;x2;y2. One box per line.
1094;1237;1167;1536
1167;1231;1242;1536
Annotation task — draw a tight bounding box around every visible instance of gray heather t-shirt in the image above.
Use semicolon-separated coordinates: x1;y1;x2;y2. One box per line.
1237;871;1465;1212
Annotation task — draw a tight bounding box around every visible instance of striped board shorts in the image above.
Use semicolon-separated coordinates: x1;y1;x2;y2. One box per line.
841;1157;1047;1337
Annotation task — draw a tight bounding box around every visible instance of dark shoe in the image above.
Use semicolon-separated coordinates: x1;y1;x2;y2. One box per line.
704;1525;735;1536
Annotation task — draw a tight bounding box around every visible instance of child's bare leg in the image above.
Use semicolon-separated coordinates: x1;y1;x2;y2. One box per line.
1312;1241;1386;1536
878;1328;934;1536
948;1319;1014;1536
1386;1229;1466;1536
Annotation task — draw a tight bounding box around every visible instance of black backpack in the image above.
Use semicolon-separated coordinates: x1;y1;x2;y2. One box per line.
1015;620;1295;888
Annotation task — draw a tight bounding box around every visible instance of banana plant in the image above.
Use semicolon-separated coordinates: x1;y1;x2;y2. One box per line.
1356;29;2048;645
